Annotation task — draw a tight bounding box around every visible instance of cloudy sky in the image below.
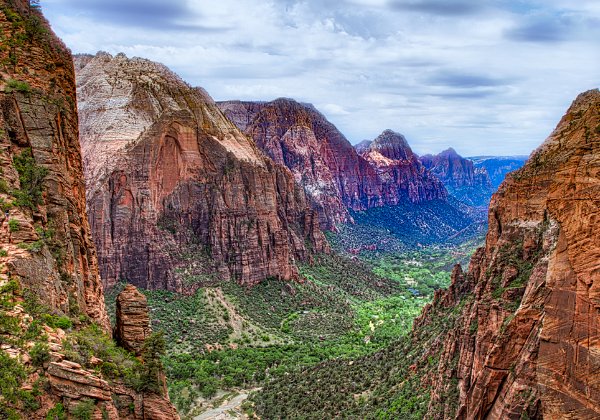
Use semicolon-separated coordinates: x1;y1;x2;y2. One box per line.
41;0;599;156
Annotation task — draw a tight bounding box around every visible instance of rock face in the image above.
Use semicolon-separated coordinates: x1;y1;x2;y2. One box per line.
76;54;328;290
114;284;151;356
420;148;493;206
218;99;447;229
0;0;108;329
357;130;447;205
416;89;600;419
0;2;177;418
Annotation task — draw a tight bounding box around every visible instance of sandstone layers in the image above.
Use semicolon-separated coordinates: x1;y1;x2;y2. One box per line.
219;99;448;229
417;89;600;419
0;1;177;418
0;0;108;330
76;55;328;290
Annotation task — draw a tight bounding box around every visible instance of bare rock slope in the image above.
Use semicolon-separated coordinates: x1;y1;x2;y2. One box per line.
76;54;328;290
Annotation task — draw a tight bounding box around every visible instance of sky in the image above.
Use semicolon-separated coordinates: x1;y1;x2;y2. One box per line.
40;0;599;156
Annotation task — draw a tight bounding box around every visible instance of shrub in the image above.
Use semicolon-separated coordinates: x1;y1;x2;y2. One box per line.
30;342;50;367
12;148;48;209
8;219;18;232
70;398;95;420
46;402;67;420
4;79;31;94
0;249;7;257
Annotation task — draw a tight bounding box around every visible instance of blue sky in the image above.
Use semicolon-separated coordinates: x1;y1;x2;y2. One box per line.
41;0;599;156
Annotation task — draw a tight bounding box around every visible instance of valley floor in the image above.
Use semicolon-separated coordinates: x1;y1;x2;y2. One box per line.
104;233;483;418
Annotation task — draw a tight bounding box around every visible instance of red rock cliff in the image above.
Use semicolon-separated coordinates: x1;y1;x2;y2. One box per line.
0;0;108;330
218;99;447;229
415;89;600;419
76;55;328;290
0;2;178;418
357;130;447;205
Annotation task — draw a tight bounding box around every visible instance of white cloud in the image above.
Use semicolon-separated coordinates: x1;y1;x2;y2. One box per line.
40;0;600;156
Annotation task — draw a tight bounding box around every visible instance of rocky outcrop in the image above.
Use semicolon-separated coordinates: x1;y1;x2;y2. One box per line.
420;148;493;206
218;100;448;229
76;55;328;290
0;0;108;330
357;130;447;204
415;89;600;419
114;284;151;356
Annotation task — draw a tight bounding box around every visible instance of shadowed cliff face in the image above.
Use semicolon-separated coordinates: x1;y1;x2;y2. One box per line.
417;89;600;419
420;147;493;207
0;0;108;330
76;54;328;290
218;99;447;229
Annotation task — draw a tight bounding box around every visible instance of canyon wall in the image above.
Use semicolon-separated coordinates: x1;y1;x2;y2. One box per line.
418;88;600;419
219;99;448;229
0;0;108;330
76;55;328;290
0;1;177;418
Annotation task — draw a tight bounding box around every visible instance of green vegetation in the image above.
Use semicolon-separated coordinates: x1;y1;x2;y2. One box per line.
70;398;95;420
250;293;467;419
4;78;31;94
12;148;48;210
107;250;462;416
46;403;67;420
29;342;50;366
8;218;18;232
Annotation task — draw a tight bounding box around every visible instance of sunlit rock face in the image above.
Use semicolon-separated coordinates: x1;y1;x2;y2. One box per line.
416;89;600;419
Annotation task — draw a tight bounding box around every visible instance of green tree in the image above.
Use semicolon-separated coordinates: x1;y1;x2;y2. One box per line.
141;331;167;394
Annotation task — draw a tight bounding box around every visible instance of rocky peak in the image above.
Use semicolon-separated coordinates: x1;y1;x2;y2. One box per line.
77;53;328;290
353;140;372;153
368;129;414;161
219;99;450;228
114;284;151;356
420;146;493;206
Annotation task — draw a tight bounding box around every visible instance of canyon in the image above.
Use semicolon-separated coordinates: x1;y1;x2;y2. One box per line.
251;89;600;419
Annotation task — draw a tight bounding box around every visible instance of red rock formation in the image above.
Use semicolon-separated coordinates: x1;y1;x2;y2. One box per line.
358;130;447;204
0;0;108;330
415;89;600;419
76;55;328;290
218;100;447;229
420;147;493;206
0;2;178;418
114;284;151;356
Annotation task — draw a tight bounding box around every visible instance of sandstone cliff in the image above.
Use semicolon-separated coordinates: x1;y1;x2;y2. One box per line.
0;0;108;332
218;99;447;229
420;148;493;206
76;55;328;290
417;88;600;419
0;1;177;418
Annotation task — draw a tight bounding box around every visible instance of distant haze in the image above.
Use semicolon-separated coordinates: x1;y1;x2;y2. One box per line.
42;0;599;156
